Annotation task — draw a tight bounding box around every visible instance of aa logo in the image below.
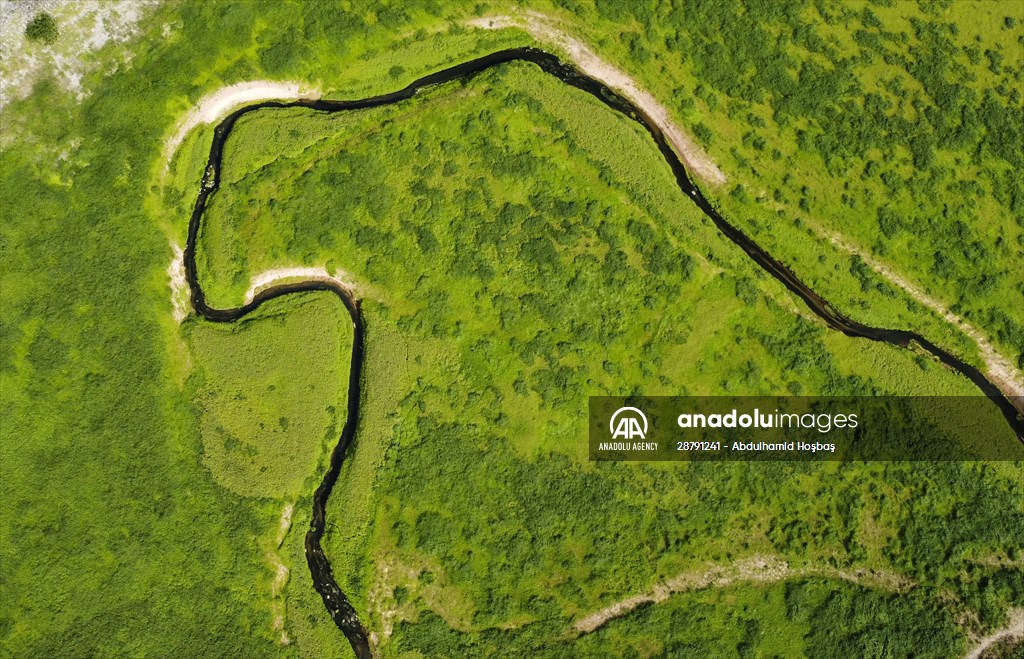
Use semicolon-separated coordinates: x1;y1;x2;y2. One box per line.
610;407;648;440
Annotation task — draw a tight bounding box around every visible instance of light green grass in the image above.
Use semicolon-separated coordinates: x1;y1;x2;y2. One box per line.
1;2;530;656
186;292;350;498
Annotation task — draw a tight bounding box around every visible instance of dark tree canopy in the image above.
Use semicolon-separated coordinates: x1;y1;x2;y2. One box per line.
25;12;58;44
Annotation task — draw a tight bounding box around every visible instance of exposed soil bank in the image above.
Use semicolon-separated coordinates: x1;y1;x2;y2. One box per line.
163;81;319;169
468;12;727;187
245;266;357;305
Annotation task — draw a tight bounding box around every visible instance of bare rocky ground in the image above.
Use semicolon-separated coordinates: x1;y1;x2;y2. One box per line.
0;0;159;116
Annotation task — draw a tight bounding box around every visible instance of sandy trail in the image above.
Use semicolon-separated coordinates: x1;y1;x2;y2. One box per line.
573;555;913;635
276;502;294;547
167;242;189;323
266;502;295;646
964;608;1024;659
467;12;726;187
573;556;785;634
162;80;319;169
827;231;1024;408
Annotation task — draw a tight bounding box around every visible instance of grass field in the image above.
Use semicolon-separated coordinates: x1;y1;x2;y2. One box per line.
186;291;350;499
3;1;1023;657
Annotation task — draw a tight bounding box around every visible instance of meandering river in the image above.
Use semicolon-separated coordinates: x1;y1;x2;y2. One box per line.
183;47;1024;657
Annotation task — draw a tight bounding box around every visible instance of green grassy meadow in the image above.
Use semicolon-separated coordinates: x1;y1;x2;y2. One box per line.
186;292;350;499
2;1;1023;657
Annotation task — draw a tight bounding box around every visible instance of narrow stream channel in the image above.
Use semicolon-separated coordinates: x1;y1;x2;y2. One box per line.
183;46;1024;657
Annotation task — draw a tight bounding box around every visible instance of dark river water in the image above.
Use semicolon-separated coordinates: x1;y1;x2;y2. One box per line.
184;46;1024;657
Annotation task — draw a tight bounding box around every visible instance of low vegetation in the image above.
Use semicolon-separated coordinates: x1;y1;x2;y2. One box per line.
541;0;1024;372
186;292;350;499
3;1;1022;657
24;13;58;44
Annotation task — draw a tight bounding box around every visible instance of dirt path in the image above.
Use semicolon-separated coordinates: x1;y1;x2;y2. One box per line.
275;502;294;547
827;231;1024;408
572;555;913;635
467;12;726;187
573;556;786;635
166;241;189;323
266;502;295;646
964;608;1024;659
162;80;319;169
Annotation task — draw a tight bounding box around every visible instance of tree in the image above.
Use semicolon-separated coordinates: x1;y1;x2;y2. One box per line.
25;12;58;44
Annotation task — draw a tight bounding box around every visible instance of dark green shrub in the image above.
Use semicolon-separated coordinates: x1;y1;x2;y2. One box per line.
25;12;58;43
